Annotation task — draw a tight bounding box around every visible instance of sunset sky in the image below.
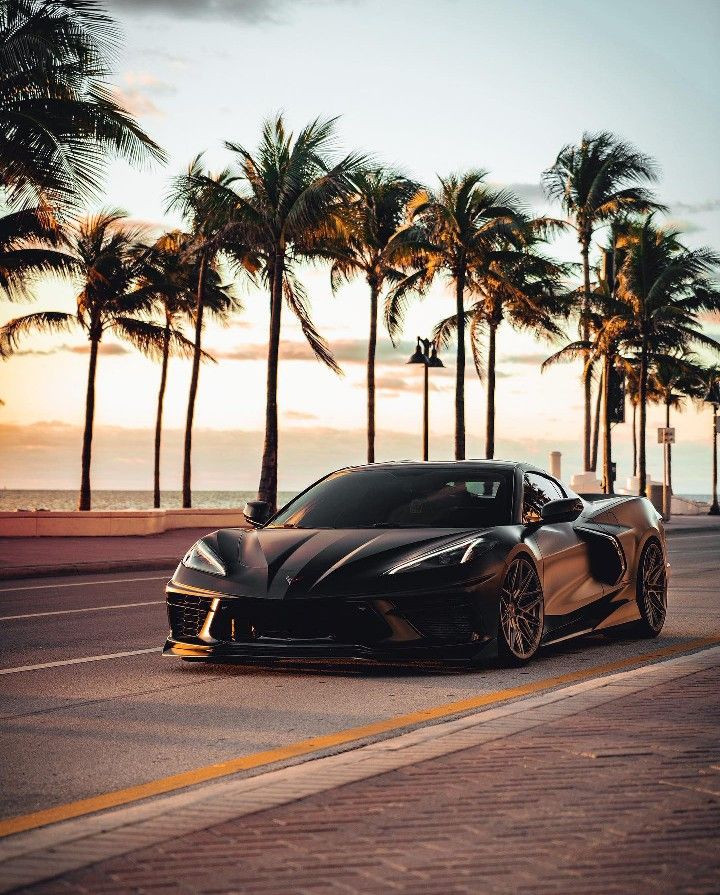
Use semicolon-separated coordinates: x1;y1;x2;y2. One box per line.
2;0;720;494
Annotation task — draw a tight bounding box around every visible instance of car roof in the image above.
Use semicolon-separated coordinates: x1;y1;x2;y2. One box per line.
335;460;551;476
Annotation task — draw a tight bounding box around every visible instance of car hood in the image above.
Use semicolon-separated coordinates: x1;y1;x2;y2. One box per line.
173;526;493;599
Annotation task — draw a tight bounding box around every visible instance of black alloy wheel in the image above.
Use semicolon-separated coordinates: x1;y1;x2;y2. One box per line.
633;538;667;637
497;555;544;666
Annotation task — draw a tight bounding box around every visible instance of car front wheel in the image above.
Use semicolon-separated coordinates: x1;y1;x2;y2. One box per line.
497;555;545;666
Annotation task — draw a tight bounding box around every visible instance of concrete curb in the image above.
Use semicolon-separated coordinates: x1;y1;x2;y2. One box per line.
0;558;178;581
664;523;720;536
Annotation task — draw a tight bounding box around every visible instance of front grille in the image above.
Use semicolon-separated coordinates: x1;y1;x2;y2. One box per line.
167;593;478;647
392;594;476;642
167;594;214;640
222;599;390;645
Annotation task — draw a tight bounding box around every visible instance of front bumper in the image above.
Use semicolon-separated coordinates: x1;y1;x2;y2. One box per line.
163;579;499;665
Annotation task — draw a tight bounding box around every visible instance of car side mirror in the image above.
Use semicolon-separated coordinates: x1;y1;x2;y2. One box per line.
540;497;584;524
243;500;270;528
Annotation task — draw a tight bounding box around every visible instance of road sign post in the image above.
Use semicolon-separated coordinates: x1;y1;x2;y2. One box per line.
657;428;675;520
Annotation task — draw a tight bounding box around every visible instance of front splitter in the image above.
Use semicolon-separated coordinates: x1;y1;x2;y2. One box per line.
162;636;494;665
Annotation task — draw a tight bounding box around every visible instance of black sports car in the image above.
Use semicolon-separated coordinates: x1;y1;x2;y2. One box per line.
163;461;669;666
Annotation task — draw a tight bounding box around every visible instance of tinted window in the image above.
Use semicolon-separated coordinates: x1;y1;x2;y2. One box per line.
523;473;565;523
270;467;513;529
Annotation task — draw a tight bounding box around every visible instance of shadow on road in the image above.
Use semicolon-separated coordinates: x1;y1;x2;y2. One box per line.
174;631;690;680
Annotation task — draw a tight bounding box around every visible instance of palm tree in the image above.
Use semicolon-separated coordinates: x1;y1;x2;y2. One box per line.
176;116;364;512
542;132;665;472
0;0;165;211
695;365;720;514
650;354;705;511
0;203;78;300
386;172;527;460
325;167;418;462
434;230;570;459
135;230;234;508
618;357;663;480
0;210;181;509
543;289;628;495
615;218;720;495
166;159;249;508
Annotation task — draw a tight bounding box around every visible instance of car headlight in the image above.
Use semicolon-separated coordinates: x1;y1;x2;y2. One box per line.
386;536;491;575
182;539;226;577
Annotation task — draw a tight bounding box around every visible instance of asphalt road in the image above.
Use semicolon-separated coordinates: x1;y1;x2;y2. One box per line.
0;530;718;822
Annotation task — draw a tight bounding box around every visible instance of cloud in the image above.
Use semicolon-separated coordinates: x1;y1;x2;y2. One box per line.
499;352;550;366
372;375;411;393
499;182;547;206
671;199;720;215
123;71;177;96
664;218;705;235
108;72;177;120
207;337;415;364
111;86;162;118
284;410;319;421
353;372;452;396
109;0;358;24
210;342;311;361
14;342;129;357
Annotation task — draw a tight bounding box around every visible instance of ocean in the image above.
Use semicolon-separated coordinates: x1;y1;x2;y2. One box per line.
0;490;299;512
0;489;711;512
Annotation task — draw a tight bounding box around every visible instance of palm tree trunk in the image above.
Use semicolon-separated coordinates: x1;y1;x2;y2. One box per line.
78;335;100;511
454;263;466;460
638;330;649;496
485;322;497;459
153;318;171;509
258;251;284;513
182;254;207;509
581;239;592;471
665;399;672;509
632;402;638;478
367;282;378;464
590;367;601;472
601;354;613;494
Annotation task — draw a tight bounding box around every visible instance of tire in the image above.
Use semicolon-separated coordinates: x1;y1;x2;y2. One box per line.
497;555;545;666
631;537;668;638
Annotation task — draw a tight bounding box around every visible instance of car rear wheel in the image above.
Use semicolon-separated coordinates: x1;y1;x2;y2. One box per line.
632;538;667;638
497;556;544;666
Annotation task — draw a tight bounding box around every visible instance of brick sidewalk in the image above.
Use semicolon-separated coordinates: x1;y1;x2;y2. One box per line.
15;665;720;895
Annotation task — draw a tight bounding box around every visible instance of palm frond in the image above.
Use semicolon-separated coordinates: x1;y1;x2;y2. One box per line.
283;269;341;374
0;310;76;357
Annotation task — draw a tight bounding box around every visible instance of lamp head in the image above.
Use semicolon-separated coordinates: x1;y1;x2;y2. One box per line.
427;345;444;368
704;379;720;408
407;337;427;365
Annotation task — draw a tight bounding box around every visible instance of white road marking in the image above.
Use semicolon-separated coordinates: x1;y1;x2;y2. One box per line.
0;576;169;594
0;648;161;675
0;601;165;621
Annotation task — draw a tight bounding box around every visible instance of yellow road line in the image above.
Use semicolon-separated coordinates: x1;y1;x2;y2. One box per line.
1;636;718;839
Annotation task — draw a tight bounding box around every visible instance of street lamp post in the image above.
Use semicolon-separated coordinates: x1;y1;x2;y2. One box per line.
704;378;720;516
407;337;444;461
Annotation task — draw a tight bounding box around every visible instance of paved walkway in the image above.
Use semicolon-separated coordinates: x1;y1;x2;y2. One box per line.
4;646;719;894
1;514;718;580
0;529;208;579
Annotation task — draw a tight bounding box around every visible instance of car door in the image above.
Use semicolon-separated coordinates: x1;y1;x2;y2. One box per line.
522;473;603;631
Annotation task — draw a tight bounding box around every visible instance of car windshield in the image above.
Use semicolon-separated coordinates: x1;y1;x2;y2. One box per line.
269;467;513;529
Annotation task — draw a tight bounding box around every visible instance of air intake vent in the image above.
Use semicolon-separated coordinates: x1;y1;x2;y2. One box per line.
393;595;476;642
167;594;214;640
